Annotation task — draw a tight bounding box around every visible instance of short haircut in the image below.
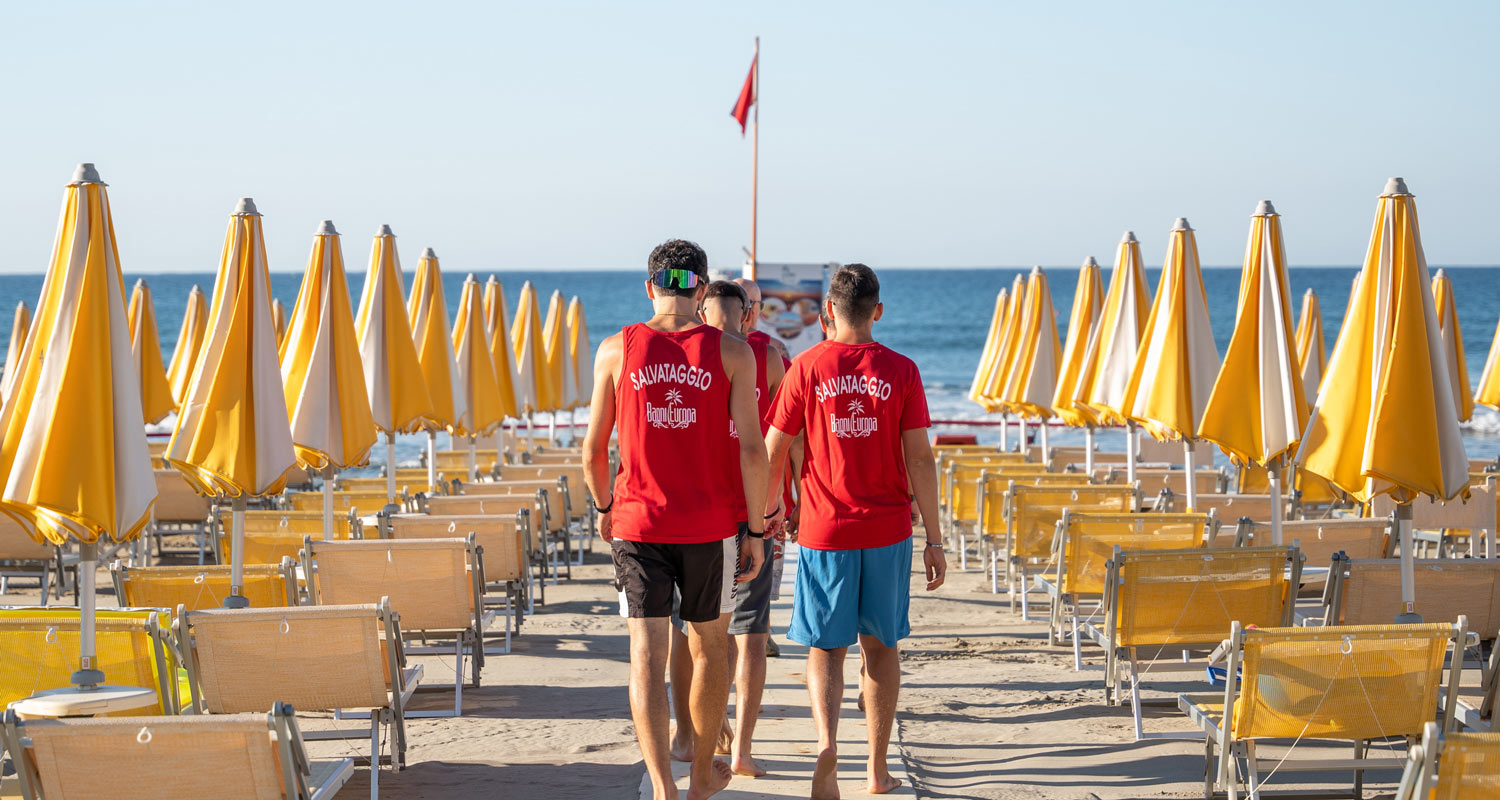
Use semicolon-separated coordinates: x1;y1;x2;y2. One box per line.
703;280;747;310
827;263;880;322
647;239;709;297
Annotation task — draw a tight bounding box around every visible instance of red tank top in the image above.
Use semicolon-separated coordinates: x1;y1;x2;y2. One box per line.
745;335;772;433
613;323;739;544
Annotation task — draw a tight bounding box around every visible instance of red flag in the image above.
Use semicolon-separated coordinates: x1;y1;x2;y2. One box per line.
731;55;756;135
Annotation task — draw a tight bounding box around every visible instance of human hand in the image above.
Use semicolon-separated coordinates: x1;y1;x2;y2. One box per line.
736;533;765;583
923;543;946;591
598;511;613;542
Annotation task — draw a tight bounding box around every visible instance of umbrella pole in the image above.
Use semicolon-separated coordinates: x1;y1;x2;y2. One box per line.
1396;502;1421;624
322;465;335;541
1084;426;1095;476
1183;438;1198;511
468;435;478;482
1126;422;1139;485
386;432;397;503
1267;459;1284;545
427;431;438;491
1018;418;1029;457
548;413;557;446
1039;418;1050;466
999;413;1008;451
493;423;505;466
224;496;249;608
71;541;104;688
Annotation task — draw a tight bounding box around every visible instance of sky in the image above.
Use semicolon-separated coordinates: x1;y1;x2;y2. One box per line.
1;1;1496;273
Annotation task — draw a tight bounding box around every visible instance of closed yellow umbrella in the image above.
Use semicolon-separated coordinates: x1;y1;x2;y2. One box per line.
1123;218;1220;509
451;274;506;479
967;289;1007;408
1;301;31;404
1052;257;1104;465
1082;231;1153;481
166;285;207;405
981;274;1028;450
408;246;464;486
1477;315;1500;412
482;276;522;420
127;279;175;425
0;164;158;712
567;296;593;409
1199;201;1308;542
271;298;288;351
512;281;553;424
167;197;297;607
1298;178;1469;622
281;221;377;531
543;289;577;417
1431;269;1474;423
1294;289;1326;406
1001;266;1062;460
355;225;433;501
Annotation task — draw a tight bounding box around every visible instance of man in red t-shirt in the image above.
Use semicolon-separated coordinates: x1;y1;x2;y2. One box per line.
764;264;946;799
583;240;769;800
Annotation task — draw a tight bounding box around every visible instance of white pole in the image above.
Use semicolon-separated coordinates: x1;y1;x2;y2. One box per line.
322;465;336;541
548;412;558;446
1039;418;1050;466
427;430;439;491
468;435;478;482
1183;439;1198;511
1396;502;1421;623
493;422;506;465
1084;426;1095;476
1126;422;1139;485
527;414;536;454
385;432;397;503
1018;418;1029;458
225;496;249;608
999;413;1009;451
73;541;101;686
1267;459;1283;545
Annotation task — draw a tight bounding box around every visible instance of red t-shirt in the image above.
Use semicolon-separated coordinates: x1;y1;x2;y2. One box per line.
769;340;930;550
612;323;739;544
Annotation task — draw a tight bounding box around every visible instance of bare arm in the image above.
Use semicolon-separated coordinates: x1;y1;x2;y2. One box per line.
902;428;946;590
724;337;769;533
765;349;785;398
764;426;795;517
582;334;622;540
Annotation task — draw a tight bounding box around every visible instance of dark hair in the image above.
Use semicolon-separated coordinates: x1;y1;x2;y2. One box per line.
647;239;709;297
827;263;880;322
703;280;747;309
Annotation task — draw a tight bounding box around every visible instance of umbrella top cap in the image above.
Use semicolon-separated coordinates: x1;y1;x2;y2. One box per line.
1434;268;1448;280
1121;231;1137;243
1029;265;1044;276
464;273;478;283
1171;217;1193;232
377;224;395;237
69;163;105;185
1083;256;1099;268
316;220;339;236
421;247;437;259
1254;200;1277;216
1382;177;1412;196
234;198;260;216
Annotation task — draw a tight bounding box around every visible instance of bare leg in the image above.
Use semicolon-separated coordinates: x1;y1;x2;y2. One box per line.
627;618;677;800
860;635;902;794
718;634;736;755
730;632;769;776
808;645;848;800
685;615;734;800
669;626;695;762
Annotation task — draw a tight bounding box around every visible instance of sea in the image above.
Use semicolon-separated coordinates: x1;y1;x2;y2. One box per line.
1;266;1496;468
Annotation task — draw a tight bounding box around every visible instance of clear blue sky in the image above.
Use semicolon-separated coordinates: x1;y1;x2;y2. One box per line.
1;1;1496;273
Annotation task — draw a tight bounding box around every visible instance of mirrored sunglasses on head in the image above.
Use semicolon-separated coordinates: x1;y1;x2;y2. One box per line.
652;268;701;291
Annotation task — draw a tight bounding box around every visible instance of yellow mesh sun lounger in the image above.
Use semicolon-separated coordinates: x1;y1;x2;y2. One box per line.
1172;493;1291;525
214;509;364;566
112;559;298;611
0;514;63;604
1044;444;1130;473
1395;722;1500;800
971;470;1095;576
998;483;1139;618
428;448;500;478
282;490;410;517
1082;546;1301;741
1244;517;1391;564
149;468;214;562
460;479;579;576
1178;620;1466;800
0;607;180;715
421;490;563;594
1317;557;1500;640
1100;467;1228;498
1;702;354;800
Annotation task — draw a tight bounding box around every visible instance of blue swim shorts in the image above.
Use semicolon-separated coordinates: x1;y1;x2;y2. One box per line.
788;538;912;650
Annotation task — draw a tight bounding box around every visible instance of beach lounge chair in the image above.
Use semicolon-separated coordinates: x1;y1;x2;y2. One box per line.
423;490;560;591
0;702;354;800
0;514;67;604
1394;722;1500;800
214;509;364;567
337;475;451;496
1454;630;1497;733
1178;620;1466;800
1082;545;1301;740
1240;517;1392;564
1372;478;1497;559
994;483;1140;616
1315;556;1500;639
301;536;493;715
1044;445;1130;473
1100;466;1228;498
479;471;591;569
1165;493;1293;524
427;448;499;478
178;601;415;797
1034;511;1216;666
282;490;409;517
965;470;1092;573
0;607;182;715
148;468;214;562
379;511;530;649
111;559;298;611
1137;436;1212;467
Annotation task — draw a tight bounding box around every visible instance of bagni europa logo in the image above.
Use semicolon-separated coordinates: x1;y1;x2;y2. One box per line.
647;388;698;430
831;398;878;439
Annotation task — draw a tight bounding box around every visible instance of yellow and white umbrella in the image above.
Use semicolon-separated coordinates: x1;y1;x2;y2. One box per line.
355;225;433;501
451;274;506;479
1052;257;1104;469
1082;231;1152;481
1294;289;1326;407
0;164;157;711
167;197;297;607
408;246;465;486
1199;201;1308;542
127;279;175;425
1;302;31;403
1298;178;1469;622
511;281;553;435
482;276;523;455
1001;266;1062;461
1431;269;1474;423
981;274;1028;451
281;221;377;532
271;298;288;351
1477;314;1500;413
1123;218;1220;509
567;296;593;409
543;289;578;443
166;285;207;405
967;289;1008;414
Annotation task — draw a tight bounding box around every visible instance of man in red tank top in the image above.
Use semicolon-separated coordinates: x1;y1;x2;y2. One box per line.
763;264;946;799
583;240;770;800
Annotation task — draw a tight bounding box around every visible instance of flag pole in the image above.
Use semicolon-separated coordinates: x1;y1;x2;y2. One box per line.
749;35;759;280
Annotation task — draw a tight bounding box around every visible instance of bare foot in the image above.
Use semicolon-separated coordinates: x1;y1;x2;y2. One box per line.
685;759;733;800
730;753;766;777
811;748;840;800
868;773;903;794
670;727;693;763
715;719;733;755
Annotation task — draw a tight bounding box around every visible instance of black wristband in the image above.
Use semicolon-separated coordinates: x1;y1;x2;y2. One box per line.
746;529;765;539
593;496;614;514
763;506;781;520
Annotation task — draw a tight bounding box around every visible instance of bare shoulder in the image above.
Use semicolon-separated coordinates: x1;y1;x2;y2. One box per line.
720;333;755;371
595;331;624;366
